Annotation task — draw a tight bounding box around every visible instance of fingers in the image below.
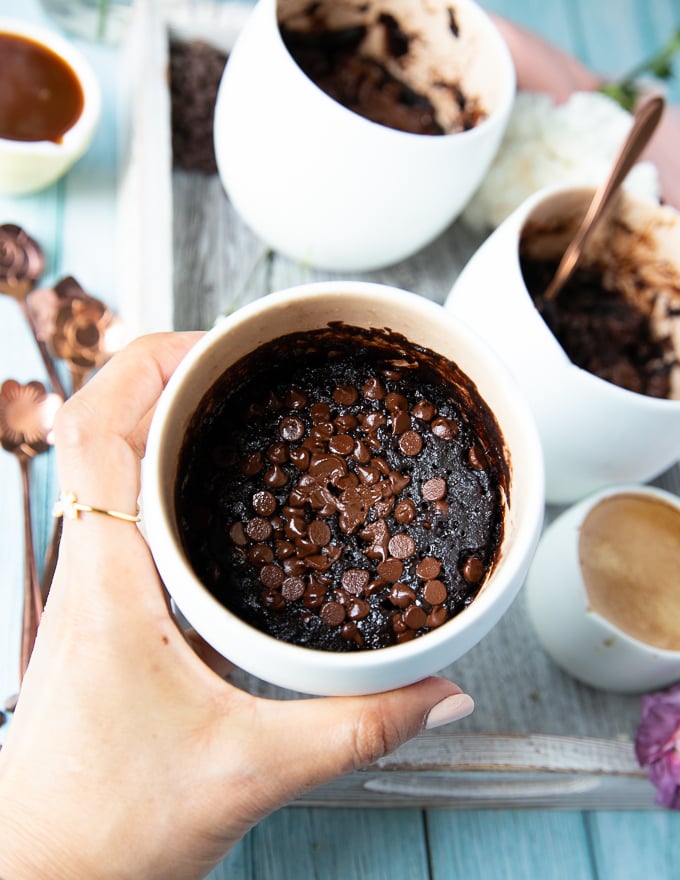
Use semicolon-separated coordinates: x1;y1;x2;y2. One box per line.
234;677;473;811
54;332;201;514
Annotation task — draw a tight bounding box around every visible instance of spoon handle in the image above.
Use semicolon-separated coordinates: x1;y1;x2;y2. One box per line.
19;456;43;682
18;300;69;401
544;94;665;303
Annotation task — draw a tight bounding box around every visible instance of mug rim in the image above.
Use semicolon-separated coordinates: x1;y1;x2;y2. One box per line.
550;482;680;659
141;281;545;692
516;183;680;411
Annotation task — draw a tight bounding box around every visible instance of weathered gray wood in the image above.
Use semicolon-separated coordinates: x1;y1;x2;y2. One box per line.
172;161;680;806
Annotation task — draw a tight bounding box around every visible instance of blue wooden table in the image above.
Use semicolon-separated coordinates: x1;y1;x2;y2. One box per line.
1;1;679;878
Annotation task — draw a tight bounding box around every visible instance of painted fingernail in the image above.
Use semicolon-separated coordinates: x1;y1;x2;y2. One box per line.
424;693;474;730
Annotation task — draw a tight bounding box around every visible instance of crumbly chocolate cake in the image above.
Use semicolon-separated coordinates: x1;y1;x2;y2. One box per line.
279;19;483;135
176;325;506;652
522;256;676;399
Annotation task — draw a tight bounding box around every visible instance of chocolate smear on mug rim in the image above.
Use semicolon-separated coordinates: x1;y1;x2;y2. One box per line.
175;323;509;652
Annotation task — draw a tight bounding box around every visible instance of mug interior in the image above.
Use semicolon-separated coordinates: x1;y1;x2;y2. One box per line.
519;187;680;401
144;284;544;690
276;0;514;134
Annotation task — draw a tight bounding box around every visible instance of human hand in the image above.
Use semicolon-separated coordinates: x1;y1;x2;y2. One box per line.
0;332;472;880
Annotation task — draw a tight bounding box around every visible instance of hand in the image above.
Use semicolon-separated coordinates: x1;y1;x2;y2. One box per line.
0;332;472;880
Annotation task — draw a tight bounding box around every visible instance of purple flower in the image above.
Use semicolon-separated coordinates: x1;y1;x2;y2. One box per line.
635;682;680;809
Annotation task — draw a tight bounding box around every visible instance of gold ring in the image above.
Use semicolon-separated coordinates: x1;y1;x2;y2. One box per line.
53;490;141;524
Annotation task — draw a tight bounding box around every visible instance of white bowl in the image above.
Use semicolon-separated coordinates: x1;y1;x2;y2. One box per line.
0;17;101;196
446;185;680;504
141;282;544;696
213;0;515;272
526;484;680;693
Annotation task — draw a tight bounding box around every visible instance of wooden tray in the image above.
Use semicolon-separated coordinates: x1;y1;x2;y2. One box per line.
157;0;680;810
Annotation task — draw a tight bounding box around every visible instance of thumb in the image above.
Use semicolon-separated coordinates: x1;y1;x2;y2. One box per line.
244;677;473;808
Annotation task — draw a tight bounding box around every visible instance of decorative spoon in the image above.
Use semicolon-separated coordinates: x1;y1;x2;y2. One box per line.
0;225;68;401
0;379;63;686
26;276;124;595
543;94;665;304
27;275;125;394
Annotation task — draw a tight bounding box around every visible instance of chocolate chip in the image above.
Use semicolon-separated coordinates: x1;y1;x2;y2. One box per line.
389;471;411;494
335;413;358;432
248;544;274;566
285;515;307;540
427;606;449;628
279;415;305;441
329;434;355;455
352;440;371;464
423;579;447;605
396;629;416;643
416;556;441;579
264;465;289;488
385;392;408;412
431;417;458;440
341;568;370;595
399;430;423;456
461;555;485;583
389;583;416;607
260;563;284;589
261;589;286;611
340;621;364;645
394;499;416;524
245;517;273;542
404;604;427;630
332;385;359;405
241;451;264;475
377;558;404;581
412;400;437;421
267;442;290;464
289;447;311;470
467;445;487;469
356;465;380;484
284;388;307;409
388;533;416;559
361;412;386;431
252;490;277;516
422;477;447;501
320;601;345;627
391;410;411;435
310;402;331;423
362;376;386;400
228;521;248;546
281;575;305;600
308;519;331;546
275;539;295;558
347;598;370;620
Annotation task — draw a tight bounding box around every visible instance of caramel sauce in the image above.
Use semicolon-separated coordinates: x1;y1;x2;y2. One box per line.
0;32;84;144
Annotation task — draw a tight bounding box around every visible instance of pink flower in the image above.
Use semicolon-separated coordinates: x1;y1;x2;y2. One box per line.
635;682;680;809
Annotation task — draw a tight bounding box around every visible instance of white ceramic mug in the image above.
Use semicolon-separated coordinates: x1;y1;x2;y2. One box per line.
526;484;680;693
445;185;680;504
213;0;515;272
0;17;101;196
141;281;544;696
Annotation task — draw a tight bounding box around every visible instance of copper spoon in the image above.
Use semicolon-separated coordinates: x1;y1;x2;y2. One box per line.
0;225;69;401
0;380;63;687
543;94;665;304
26;277;124;597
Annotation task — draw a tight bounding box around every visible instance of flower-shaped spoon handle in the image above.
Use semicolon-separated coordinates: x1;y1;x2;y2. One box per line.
0;224;68;401
0;379;63;685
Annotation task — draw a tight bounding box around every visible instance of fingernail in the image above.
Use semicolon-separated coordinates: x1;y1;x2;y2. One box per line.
424;693;475;730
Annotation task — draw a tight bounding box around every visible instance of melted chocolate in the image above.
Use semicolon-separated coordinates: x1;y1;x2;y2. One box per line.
176;325;507;652
0;33;84;144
